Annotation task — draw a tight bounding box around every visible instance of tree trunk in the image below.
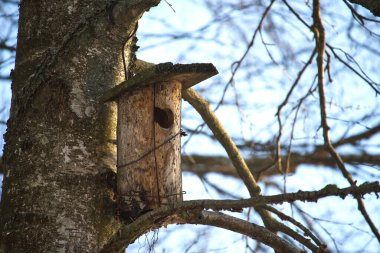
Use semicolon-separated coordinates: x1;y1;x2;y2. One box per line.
0;0;159;251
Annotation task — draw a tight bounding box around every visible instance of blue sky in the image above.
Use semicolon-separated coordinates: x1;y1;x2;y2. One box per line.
0;1;379;252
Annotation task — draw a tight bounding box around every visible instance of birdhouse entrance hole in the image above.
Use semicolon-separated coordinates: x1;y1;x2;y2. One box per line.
154;107;174;129
101;62;218;219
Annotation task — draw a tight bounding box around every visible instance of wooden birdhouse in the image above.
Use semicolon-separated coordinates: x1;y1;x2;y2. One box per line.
102;62;218;218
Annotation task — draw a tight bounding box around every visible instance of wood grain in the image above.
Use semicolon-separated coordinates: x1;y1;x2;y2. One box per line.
117;81;182;217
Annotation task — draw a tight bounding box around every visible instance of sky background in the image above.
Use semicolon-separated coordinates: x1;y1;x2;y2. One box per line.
133;2;380;251
0;0;379;252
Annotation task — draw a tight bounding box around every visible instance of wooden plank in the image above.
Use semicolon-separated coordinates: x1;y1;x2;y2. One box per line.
117;85;157;217
101;62;218;102
154;81;182;206
117;81;182;218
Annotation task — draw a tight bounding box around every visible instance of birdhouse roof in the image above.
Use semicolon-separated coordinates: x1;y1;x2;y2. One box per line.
102;62;218;102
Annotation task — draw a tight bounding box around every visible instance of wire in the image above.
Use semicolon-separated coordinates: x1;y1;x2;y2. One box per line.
122;22;138;80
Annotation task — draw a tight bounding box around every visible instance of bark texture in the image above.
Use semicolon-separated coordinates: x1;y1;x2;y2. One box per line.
349;0;380;16
0;0;159;251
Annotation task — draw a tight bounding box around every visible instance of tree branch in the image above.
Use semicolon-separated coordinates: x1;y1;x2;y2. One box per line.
182;88;260;196
100;181;379;252
101;208;302;253
182;88;299;243
348;0;380;16
192;211;302;253
0;41;16;51
334;123;380;147
182;153;380;179
313;0;380;242
110;0;161;28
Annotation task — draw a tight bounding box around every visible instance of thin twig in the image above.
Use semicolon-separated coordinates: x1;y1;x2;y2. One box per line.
312;0;380;242
275;49;317;175
183;88;316;249
214;0;276;111
264;206;325;248
183;88;260;196
164;0;176;13
122;22;138;80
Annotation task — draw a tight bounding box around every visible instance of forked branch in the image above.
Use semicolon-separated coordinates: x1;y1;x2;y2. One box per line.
183;88;261;196
100;181;379;252
312;0;380;242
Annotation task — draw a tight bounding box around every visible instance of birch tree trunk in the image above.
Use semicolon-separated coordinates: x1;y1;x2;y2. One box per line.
0;0;159;251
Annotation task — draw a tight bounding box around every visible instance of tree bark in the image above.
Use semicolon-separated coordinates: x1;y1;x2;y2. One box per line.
348;0;380;16
0;0;159;251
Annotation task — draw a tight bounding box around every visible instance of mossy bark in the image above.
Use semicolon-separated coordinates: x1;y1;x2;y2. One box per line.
0;0;159;251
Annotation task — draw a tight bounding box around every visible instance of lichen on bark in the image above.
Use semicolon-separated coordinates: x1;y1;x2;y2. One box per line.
0;0;161;251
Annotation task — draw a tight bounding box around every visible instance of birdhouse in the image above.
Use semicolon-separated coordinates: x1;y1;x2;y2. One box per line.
102;62;218;218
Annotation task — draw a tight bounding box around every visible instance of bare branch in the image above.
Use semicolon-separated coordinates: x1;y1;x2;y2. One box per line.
265;206;326;249
213;0;276;111
192;211;303;253
182;88;260;196
334;123;380;147
313;0;380;242
347;0;380;17
182;153;380;179
110;0;161;28
275;49;317;173
0;41;16;51
327;45;380;94
100;182;379;252
101;208;302;253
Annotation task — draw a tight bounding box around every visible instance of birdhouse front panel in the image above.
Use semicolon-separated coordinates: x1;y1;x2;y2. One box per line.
153;81;182;205
116;81;182;217
101;62;218;219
